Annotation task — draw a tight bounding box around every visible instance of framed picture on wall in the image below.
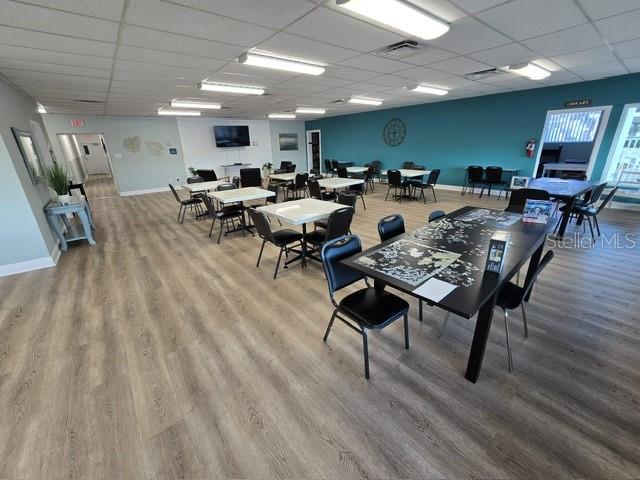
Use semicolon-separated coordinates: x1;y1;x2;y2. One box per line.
510;176;530;190
278;133;298;151
12;128;44;184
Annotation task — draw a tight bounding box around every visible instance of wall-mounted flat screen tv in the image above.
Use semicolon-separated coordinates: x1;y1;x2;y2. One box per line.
214;125;250;147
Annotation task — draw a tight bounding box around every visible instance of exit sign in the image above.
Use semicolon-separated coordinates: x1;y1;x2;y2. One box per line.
70;119;85;127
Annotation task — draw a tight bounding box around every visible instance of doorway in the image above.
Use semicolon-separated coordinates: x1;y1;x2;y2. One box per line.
306;130;321;172
533;105;611;179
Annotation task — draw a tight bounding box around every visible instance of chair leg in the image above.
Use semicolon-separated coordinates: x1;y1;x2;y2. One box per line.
256;239;266;267
503;308;513;373
362;329;370;379
419;299;423;322
521;303;529;338
587;216;595;241
274;246;284;279
385;186;391;201
438;312;451;338
431;186;437;202
209;217;216;238
594;215;601;236
177;205;183;222
217;220;224;244
180;206;187;224
403;313;409;349
360;194;366;210
323;310;337;342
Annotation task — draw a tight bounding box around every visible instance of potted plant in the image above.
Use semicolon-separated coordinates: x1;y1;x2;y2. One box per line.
262;162;273;177
44;162;71;203
188;166;198;176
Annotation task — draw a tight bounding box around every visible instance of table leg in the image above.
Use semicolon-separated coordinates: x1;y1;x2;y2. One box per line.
301;224;308;268
557;196;575;238
47;214;68;251
77;209;96;245
465;293;497;383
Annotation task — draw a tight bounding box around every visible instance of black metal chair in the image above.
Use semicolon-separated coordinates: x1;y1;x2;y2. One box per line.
314;192;355;231
480;166;505;199
286;164;296;173
505;188;550;213
286;173;308;200
308;178;336;202
320;235;410;378
558;187;618;240
305;206;354;255
363;165;376;192
169;184;203;223
348;182;366;210
428;210;445;223
201;194;245;244
377;214;405;242
406;165;426;194
336;166;348;178
369;160;382;181
462;165;484;195
247;208;304;279
412;169;441;203
402;161;414;169
196;169;218;181
239;168;262;188
324;159;334;176
385;169;408;202
279;161;292;170
186;175;204;199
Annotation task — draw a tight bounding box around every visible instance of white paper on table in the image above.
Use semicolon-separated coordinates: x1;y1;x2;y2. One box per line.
412;278;457;302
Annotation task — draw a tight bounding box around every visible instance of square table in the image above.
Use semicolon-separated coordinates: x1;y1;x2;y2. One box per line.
382;169;431;179
208;187;275;234
528;178;593;238
317;177;364;191
269;172;299;183
342;206;550;383
257;198;345;266
182;180;227;193
346;166;368;174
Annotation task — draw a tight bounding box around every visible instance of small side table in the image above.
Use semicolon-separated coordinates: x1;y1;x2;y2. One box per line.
44;196;96;251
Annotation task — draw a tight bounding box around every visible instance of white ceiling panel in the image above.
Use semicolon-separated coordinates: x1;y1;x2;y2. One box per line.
1;1;120;42
125;0;275;46
0;26;116;57
23;0;125;21
398;47;457;66
622;56;640;72
394;66;452;82
366;75;416;88
285;7;405;52
477;0;587;41
0;60;111;78
323;65;379;81
551;46;618;69
577;0;640;20
613;39;640;59
428;56;491;75
595;9;640;44
116;46;226;71
569;60;629;79
470;43;539;67
427;17;511;54
0;45;114;69
522;23;605;57
448;0;509;14
256;32;358;64
338;54;412;74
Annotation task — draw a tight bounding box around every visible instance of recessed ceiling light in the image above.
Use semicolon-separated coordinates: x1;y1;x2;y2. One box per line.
295;107;327;114
37;104;46;113
407;85;449;96
336;0;449;40
199;82;265;95
238;51;325;76
348;97;383;106
268;113;297;119
158;109;201;116
171;100;221;109
502;63;550;80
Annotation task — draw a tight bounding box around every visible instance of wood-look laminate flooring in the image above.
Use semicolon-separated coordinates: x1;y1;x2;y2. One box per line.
1;175;639;479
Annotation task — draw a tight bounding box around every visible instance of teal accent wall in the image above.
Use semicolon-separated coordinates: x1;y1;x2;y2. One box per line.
306;73;640;187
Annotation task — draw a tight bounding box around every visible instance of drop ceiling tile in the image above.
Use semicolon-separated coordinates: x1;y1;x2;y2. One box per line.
0;45;114;69
522;24;605;57
0;26;116;57
428;56;491;75
622;56;640;72
116;46;226;71
551;46;617;69
113;59;212;78
448;0;509;14
569;60;628;79
428;76;479;89
323;65;379;81
0;60;111;78
365;74;415;87
595;9;640;44
398;47;458;66
613;38;640;59
125;0;275;46
23;0;125;21
427;17;511;54
338;54;412;73
1;1;119;42
255;32;357;64
397;66;452;81
577;0;640;20
212;63;299;83
169;0;317;29
477;0;587;41
470;43;539;67
285;7;405;52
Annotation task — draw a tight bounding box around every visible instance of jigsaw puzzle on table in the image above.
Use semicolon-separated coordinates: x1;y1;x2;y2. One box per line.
355;239;461;286
456;208;521;228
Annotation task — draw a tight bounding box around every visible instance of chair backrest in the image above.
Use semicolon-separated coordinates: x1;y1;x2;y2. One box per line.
485;166;503;183
321;235;365;296
370;160;381;170
310;168;320;176
286;164;296;173
325;207;354;241
279;161;292;169
467;165;484;183
201;194;217;215
505;188;550;213
331;160;339;170
337;192;357;208
266;185;278;204
402;161;414;169
240;168;262;188
387;169;402;187
365;165;375;179
324;159;332;170
587;182;608;205
426;169;441;186
519;250;554;305
232;176;240;188
307;179;323;200
336;166;348;178
187;175;204;184
428;210;445;223
247;208;274;243
168;184;182;203
378;214;405;242
196;169;217;181
294;172;308;188
596;186;618;214
217;182;236;191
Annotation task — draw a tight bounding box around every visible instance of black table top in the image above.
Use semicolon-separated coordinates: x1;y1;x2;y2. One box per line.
343;206;549;319
529;178;593;199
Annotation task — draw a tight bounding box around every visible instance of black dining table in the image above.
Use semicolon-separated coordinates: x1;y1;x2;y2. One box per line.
528;178;593;238
342;206;550;383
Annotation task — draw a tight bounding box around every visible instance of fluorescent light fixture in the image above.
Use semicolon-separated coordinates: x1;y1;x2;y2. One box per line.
268;113;296;119
295;107;326;114
171;100;221;109
158;109;201;116
199;82;265;95
407;84;448;96
503;63;550;80
348;97;383;106
238;51;325;76
336;0;449;40
37;104;46;113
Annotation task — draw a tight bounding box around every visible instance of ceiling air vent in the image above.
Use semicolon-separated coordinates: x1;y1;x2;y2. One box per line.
330;99;347;104
74;99;104;104
463;68;505;81
374;39;428;59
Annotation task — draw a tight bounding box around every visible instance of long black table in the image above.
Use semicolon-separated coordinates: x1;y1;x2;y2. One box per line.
342;206;549;383
528;178;593;238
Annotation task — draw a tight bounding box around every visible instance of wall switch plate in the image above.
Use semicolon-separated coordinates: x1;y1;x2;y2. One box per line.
252;141;258;146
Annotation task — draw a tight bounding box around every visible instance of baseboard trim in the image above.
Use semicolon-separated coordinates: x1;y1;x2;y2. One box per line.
0;254;56;277
120;186;175;196
609;201;640;211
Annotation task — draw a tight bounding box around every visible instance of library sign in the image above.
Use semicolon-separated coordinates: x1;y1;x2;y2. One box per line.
564;99;592;108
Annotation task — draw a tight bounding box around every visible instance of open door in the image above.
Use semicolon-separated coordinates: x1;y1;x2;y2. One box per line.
306;130;321;172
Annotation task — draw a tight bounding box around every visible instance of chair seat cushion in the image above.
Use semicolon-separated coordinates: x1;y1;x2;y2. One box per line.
496;282;525;310
339;287;409;329
305;229;327;246
181;198;202;205
272;229;303;245
574;205;597;215
215;209;242;219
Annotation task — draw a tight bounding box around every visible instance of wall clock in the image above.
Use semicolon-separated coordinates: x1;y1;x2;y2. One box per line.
383;118;406;147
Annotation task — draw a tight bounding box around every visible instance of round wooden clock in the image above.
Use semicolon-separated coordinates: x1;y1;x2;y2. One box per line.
383;118;406;147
